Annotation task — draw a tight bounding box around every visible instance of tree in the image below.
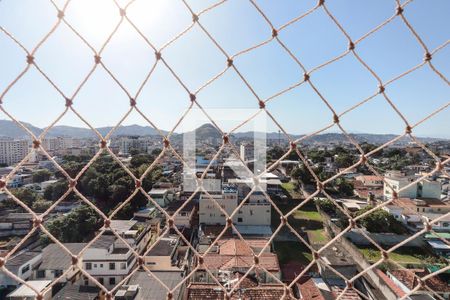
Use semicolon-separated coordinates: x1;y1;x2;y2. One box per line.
32;169;52;183
11;188;40;207
355;206;407;234
336;178;354;197
46;205;102;243
32;199;52;213
44;181;68;201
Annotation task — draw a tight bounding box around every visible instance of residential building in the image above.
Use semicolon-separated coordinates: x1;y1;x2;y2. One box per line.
6;280;52;300
0;139;29;166
384;171;441;200
0;251;42;288
165;200;197;228
148;188;173;208
36;243;86;282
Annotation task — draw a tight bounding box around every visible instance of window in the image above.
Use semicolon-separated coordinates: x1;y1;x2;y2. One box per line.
21;264;30;274
109;262;116;270
146;262;156;265
443;223;449;227
238;217;243;222
36;270;45;278
100;264;103;268
120;262;126;270
85;263;92;270
109;277;116;285
94;264;97;268
98;278;104;285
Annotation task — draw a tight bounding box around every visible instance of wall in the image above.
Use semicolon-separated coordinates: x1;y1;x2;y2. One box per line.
318;207;400;300
344;230;426;248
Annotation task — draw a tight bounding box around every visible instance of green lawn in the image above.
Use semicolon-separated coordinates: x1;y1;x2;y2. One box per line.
307;229;328;244
273;241;313;265
358;246;430;264
293;210;323;222
281;182;303;199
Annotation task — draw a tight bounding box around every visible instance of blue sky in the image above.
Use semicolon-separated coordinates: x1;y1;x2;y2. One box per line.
0;0;449;137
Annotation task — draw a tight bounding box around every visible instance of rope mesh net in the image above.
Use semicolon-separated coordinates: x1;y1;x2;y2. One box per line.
0;0;449;299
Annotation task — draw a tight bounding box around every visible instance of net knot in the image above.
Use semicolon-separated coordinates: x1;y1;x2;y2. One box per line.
57;10;65;19
253;255;259;265
333;114;339;124
69;179;77;188
396;6;403;15
405;125;412;134
223;135;229;144
119;8;126;17
130;98;136;107
226;217;233;227
190;93;196;102
100;139;107;149
94;55;101;64
303;73;310;81
290;142;297;150
378;85;385;94
348;41;355;50
0;179;6;189
272;28;278;38
32;140;41;149
192;14;199;22
33;217;42;228
135;179;142;188
424;52;432;62
258;100;265;109
155;51;162;60
227;58;233;67
163;138;170;148
65;98;73;107
318;0;325;6
71;255;78;265
26;55;34;64
104;219;111;228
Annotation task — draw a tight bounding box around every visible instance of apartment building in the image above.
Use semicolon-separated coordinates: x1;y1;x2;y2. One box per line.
383;171;441;200
0;139;29;166
82;220;151;288
199;186;271;226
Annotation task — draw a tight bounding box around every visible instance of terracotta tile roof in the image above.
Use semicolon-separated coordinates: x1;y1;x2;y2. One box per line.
218;239;253;256
202;253;280;272
186;283;292;300
281;262;305;283
297;278;326;300
390;269;450;293
376;269;406;298
330;286;362;300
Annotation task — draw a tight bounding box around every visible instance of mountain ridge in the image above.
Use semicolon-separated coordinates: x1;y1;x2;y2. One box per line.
0;120;446;144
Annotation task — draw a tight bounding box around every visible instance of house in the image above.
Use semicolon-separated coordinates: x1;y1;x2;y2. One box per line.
52;282;101;300
199;186;271;226
388;269;450;300
36;243;86;282
6;280;52;300
148;188;173;208
144;234;186;271
115;270;184;300
0;251;42;288
384;171;441;200
81;220;152;290
165;200;197;228
195;238;281;284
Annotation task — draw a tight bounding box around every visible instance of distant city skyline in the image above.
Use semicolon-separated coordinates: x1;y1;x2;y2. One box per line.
0;0;449;137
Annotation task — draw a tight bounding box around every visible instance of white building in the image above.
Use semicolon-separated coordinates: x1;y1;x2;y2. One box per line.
0;139;29;166
384;171;441;200
82;220;152;288
199;186;271;226
0;251;42;288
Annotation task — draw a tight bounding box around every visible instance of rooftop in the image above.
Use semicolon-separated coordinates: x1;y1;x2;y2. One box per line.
126;270;183;300
186;283;291;300
6;251;41;274
7;280;52;298
147;237;179;256
39;243;86;271
52;283;100;300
